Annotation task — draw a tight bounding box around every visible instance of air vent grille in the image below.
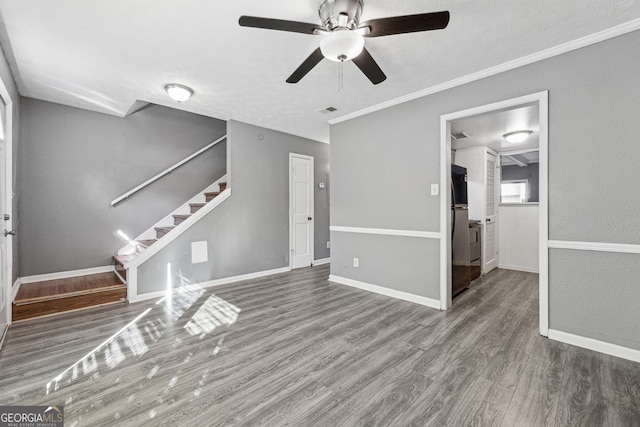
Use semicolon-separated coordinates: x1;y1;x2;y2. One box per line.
451;131;470;140
319;106;338;114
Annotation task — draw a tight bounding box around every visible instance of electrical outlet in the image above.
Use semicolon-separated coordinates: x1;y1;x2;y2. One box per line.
327;241;331;249
431;184;439;196
353;258;359;268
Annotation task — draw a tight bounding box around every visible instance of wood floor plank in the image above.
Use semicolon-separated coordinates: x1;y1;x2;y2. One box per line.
501;338;568;426
557;346;609;426
1;265;639;426
601;353;640;427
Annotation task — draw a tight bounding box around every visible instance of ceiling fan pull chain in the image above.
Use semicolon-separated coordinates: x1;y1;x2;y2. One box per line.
338;54;347;92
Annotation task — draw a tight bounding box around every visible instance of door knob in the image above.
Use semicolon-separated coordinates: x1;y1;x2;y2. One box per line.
4;230;15;236
308;217;313;221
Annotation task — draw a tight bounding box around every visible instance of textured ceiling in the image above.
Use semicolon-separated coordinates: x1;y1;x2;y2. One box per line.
1;1;640;142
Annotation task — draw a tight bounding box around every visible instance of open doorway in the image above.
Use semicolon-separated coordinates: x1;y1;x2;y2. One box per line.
439;92;549;336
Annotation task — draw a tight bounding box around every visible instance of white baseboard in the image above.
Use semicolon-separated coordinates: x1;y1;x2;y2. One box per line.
548;329;640;364
328;275;441;310
498;264;539;274
20;265;115;284
312;258;330;266
11;279;20;302
129;266;292;303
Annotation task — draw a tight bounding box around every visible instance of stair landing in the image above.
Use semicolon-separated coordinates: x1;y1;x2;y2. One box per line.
13;272;127;322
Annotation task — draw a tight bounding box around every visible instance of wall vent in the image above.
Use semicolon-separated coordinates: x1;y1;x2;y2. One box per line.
319;106;338;114
451;131;470;140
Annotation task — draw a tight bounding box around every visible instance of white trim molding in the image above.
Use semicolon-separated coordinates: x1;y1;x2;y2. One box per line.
312;258;330;266
548;240;640;254
129;266;291;303
498;264;540;274
329;18;640;125
548;329;640;364
0;71;15;332
20;265;115;284
330;226;441;239
328;275;441;310
11;279;20;302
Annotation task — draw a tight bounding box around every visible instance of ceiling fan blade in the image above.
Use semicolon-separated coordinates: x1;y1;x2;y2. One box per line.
352;48;386;85
239;16;322;35
360;11;450;38
286;48;325;84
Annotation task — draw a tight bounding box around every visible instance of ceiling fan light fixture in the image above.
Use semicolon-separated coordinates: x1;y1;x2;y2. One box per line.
320;30;364;62
164;84;193;102
503;130;532;144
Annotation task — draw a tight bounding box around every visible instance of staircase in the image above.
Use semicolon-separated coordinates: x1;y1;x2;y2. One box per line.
11;177;229;321
12;272;127;322
113;177;228;283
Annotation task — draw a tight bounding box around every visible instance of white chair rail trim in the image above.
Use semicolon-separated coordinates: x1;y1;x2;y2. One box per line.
330;226;441;239
548;240;640;254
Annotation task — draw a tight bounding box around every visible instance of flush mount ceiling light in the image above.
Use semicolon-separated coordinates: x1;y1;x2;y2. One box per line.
164;84;193;102
503;130;533;144
320;30;365;62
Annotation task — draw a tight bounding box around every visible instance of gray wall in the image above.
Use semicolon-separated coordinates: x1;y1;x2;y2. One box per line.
331;30;640;350
502;163;539;203
19;99;227;276
0;45;20;285
137;120;330;295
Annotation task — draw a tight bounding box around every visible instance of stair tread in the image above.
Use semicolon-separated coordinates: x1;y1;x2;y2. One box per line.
137;239;157;247
114;254;136;265
173;214;191;219
155;226;175;231
190;203;206;207
14;272;126;304
205;191;221;196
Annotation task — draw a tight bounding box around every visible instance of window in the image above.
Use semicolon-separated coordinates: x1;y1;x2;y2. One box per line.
501;180;528;203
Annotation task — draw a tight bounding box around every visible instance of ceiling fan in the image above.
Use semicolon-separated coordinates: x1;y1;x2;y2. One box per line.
239;0;450;85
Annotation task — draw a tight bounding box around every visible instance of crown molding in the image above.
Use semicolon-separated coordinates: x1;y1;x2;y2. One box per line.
329;18;640;125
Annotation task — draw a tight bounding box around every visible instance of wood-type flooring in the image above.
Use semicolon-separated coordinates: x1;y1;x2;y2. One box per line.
1;265;639;426
12;272;127;321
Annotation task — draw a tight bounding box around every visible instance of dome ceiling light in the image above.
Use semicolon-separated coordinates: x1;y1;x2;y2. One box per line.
164;84;194;102
503;130;533;144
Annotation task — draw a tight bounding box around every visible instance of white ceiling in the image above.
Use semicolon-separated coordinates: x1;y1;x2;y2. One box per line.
451;103;540;152
1;1;640;142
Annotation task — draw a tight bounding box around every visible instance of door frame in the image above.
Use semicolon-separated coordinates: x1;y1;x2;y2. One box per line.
483;150;499;273
0;74;14;337
289;153;315;270
439;91;549;337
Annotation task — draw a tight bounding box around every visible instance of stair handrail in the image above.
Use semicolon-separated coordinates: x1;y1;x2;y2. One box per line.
111;134;227;206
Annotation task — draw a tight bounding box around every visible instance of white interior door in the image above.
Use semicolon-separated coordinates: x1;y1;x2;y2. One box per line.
290;154;314;269
0;97;8;341
484;152;499;272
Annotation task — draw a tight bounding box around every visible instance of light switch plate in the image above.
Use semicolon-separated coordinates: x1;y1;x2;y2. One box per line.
431;184;439;196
